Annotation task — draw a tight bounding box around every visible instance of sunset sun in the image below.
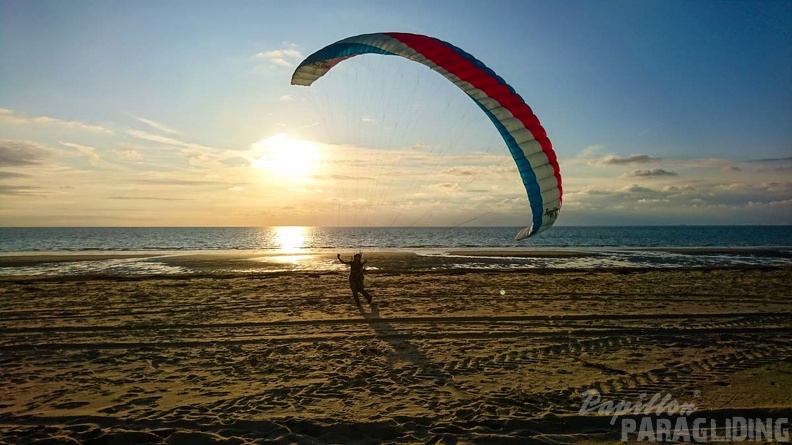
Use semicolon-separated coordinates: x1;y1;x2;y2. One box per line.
252;133;321;180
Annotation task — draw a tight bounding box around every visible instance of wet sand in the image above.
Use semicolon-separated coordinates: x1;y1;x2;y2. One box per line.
0;250;594;271
1;263;790;444
2;247;790;276
0;253;158;267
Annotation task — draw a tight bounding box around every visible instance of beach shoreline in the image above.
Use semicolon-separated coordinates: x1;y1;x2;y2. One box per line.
2;266;790;443
0;246;790;276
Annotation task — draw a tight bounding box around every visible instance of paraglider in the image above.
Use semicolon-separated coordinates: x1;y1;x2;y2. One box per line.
291;32;562;239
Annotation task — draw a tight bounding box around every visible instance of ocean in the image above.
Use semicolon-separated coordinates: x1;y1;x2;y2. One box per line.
1;226;790;275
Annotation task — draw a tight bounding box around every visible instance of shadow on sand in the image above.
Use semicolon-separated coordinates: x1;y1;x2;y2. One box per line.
356;302;456;386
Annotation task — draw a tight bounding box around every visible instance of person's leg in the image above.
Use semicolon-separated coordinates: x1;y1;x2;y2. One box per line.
350;281;362;306
351;279;367;305
361;288;373;303
357;276;372;303
349;278;361;306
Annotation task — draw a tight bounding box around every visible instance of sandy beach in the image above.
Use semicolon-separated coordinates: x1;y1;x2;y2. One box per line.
1;255;790;444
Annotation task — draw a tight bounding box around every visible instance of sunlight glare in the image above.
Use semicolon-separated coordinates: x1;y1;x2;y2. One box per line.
273;226;308;253
252;133;321;180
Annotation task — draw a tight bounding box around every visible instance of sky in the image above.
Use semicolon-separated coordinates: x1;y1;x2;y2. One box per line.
1;0;790;228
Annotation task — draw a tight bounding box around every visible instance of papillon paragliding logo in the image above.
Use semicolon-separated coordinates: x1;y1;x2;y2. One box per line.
290;32;562;240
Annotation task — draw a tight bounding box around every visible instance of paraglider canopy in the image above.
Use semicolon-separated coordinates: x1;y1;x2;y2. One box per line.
292;32;562;239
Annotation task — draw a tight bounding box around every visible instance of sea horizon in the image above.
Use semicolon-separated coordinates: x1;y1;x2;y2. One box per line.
2;226;791;250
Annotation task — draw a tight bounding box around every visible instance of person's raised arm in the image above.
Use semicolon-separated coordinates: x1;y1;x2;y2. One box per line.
337;254;351;264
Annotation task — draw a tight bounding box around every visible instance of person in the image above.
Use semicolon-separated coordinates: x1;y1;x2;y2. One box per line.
337;252;373;306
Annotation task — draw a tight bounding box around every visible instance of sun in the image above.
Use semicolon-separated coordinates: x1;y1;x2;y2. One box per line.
252;133;321;180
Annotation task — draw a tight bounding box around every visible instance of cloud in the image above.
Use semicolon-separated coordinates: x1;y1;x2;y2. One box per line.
764;164;792;173
428;182;462;194
280;95;295;102
625;168;678;177
138;177;221;186
563;178;792;219
220;156;250;167
108;196;185;201
0;140;53;166
623;184;658;194
0;184;44;196
441;164;516;178
255;48;304;68
712;181;792;195
132;115;180;135
324;173;375;181
127;129;215;151
443;167;476;177
59;141;105;167
748;199;792;208
750;156;792;163
0;108;112;134
749;156;792;173
118;150;144;162
126;129;229;168
578;145;605;157
0;171;28;179
596;153;660;165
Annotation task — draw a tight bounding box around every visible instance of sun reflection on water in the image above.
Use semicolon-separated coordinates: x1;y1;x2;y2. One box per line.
272;226;311;262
